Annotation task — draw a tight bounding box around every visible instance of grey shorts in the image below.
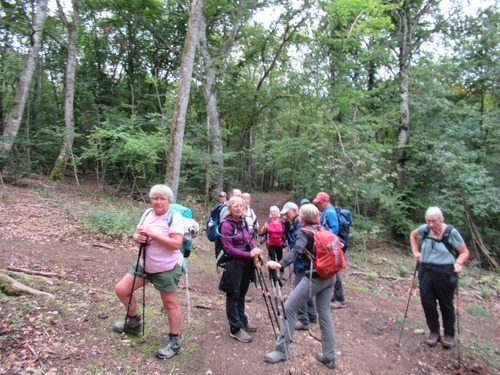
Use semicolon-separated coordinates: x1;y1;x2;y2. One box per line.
128;264;183;293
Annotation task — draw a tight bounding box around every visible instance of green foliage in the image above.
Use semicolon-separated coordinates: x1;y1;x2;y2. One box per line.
82;206;142;238
78;113;165;185
466;304;492;318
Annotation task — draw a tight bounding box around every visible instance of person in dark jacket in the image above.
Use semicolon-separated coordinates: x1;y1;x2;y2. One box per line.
264;204;337;370
281;201;317;330
219;196;263;343
410;206;469;349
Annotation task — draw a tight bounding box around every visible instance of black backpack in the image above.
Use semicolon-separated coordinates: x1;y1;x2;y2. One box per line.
422;224;465;259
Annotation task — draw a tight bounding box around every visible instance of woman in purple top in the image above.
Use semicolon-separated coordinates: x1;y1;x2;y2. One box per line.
219;196;263;343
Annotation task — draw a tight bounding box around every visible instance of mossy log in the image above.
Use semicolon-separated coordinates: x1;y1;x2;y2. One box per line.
0;272;55;298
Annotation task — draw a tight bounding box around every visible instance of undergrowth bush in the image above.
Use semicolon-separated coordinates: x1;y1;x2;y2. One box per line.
82;206;143;238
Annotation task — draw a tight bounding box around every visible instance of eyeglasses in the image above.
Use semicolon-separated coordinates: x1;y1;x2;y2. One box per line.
152;197;168;202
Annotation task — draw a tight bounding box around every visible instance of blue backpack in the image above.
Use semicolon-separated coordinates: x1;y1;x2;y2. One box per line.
206;203;226;242
167;205;199;258
326;206;352;247
329;206;352;245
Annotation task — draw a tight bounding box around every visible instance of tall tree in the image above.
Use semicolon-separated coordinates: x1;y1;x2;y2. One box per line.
0;0;49;167
49;0;80;182
389;0;438;187
165;0;203;197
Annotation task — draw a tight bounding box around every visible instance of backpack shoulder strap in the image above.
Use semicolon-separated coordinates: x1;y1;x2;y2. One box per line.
139;208;154;226
441;225;458;258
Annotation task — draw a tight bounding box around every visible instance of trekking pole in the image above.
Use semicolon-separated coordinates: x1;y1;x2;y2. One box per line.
184;259;192;322
270;269;300;375
121;241;146;338
257;263;281;334
397;262;418;346
254;258;278;339
142;242;147;337
454;283;463;375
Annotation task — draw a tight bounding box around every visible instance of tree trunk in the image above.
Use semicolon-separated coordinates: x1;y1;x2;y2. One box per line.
393;0;436;188
50;0;80;182
165;0;203;198
199;16;224;196
0;0;49;167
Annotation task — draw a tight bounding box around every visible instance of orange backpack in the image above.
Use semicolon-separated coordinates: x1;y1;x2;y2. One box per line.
302;226;346;278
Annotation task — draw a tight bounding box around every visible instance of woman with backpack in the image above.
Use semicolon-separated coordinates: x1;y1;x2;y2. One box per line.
259;206;286;278
410;206;469;349
264;203;337;370
218;196;263;343
112;184;185;360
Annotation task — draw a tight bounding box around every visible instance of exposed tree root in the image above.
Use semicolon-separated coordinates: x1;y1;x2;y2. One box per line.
0;271;55;298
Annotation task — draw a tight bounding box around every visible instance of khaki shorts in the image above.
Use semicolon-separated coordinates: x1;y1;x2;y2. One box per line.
128;264;183;293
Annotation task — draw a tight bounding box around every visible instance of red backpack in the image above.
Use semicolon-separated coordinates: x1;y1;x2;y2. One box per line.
302;226;346;278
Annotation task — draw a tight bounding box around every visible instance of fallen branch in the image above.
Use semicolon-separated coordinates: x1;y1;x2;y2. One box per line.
0;272;55;298
6;266;67;279
92;242;113;250
349;271;406;281
195;304;214;310
308;328;321;342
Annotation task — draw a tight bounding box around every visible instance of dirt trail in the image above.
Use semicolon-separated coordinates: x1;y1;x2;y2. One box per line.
0;179;498;374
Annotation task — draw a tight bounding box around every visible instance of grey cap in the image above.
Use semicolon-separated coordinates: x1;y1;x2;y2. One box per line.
219;191;226;197
280;202;298;214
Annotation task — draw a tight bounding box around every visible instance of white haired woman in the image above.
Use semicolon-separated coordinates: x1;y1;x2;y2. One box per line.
410;206;469;349
259;205;286;278
264;204;337;369
113;184;185;360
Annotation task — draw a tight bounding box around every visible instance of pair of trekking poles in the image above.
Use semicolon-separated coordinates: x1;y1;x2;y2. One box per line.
253;257;300;373
397;262;462;374
121;238;150;338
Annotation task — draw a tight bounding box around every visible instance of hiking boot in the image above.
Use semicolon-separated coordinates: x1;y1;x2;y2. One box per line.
245;296;253;303
280;271;286;280
309;314;318;323
245;322;258;332
230;329;252;343
442;335;455;349
330;301;346;309
426;332;441;347
264;350;288;364
112;314;142;334
156;334;183;359
316;352;336;369
295;321;309;330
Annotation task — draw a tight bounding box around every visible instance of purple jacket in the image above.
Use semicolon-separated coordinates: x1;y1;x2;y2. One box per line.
220;215;254;264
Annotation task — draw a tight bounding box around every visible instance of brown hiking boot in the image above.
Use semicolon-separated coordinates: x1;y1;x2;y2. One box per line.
426;332;440;347
330;301;346;309
230;329;252;343
295;321;309;330
442;335;455;349
245;322;258;332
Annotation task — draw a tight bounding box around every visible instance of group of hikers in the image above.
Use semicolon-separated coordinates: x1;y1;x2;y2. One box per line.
111;184;470;370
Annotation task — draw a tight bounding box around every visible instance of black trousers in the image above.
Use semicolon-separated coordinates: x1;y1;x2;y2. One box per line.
267;245;283;262
418;263;458;337
220;260;253;334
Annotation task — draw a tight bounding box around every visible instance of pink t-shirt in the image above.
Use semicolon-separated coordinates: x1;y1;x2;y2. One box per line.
137;209;184;273
267;219;284;246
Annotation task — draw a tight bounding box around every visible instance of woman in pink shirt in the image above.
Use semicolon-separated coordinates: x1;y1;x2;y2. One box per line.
259;206;286;278
113;184;185;360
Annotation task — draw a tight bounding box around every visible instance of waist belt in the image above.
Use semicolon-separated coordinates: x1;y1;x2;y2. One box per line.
420;263;453;270
306;270;321;279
